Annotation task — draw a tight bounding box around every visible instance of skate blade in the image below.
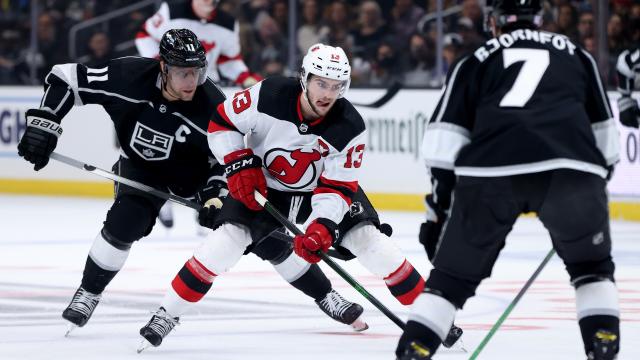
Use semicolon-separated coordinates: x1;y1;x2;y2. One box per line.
350;316;369;332
64;323;77;337
137;339;153;353
450;338;467;353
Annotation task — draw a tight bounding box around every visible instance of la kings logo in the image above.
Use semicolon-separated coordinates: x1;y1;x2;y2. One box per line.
130;122;174;161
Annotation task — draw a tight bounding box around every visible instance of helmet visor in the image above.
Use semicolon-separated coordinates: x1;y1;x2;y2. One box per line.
166;64;207;86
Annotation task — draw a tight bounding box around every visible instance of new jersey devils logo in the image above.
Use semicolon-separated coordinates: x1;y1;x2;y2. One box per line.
265;148;322;189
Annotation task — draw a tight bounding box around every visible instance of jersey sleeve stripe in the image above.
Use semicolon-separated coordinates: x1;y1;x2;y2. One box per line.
421;122;471;170
581;49;613;119
591;118;620;165
217;53;242;64
313;187;352;206
208;102;239;132
433;56;469;123
314;176;357;205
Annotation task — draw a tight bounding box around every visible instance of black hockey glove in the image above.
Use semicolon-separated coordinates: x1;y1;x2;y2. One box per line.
617;96;640;128
17;109;63;171
418;194;448;262
195;179;227;230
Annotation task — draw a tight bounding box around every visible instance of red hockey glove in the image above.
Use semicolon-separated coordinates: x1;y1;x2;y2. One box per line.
224;149;266;211
294;219;338;263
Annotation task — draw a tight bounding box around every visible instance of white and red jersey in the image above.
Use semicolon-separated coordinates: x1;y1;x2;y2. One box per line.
135;1;254;84
207;77;367;225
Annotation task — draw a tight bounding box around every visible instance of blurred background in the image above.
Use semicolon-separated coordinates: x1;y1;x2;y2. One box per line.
0;0;634;88
1;0;640;216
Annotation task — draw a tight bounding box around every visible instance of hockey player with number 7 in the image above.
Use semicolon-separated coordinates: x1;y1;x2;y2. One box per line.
397;1;621;359
16;29;366;337
138;43;464;350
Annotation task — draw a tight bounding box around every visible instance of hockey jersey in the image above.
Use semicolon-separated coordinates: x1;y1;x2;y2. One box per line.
135;0;252;84
39;56;226;197
422;29;619;188
616;47;640;95
207;77;367;225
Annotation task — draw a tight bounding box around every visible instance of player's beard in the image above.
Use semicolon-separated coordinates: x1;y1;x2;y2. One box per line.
164;78;195;101
307;94;335;118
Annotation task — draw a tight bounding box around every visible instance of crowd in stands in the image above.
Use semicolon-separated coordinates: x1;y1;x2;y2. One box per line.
1;0;639;87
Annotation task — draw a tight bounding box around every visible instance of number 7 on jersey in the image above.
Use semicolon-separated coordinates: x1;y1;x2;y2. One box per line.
500;49;550;108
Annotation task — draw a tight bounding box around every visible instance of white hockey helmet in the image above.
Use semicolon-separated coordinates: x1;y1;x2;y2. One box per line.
300;43;351;98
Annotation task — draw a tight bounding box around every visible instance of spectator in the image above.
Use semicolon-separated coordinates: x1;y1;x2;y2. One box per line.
460;0;484;35
608;13;627;56
254;12;287;77
271;0;288;34
297;0;327;55
351;1;387;63
402;33;439;87
456;16;484;54
390;0;425;52
443;32;463;73
81;32;114;67
321;1;353;52
368;40;404;86
556;4;579;42
577;11;594;43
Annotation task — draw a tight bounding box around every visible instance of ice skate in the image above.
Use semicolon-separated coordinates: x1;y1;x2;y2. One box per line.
316;289;368;332
62;286;101;336
138;307;179;352
587;330;618;360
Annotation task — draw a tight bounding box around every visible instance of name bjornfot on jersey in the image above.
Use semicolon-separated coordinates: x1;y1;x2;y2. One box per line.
474;30;577;62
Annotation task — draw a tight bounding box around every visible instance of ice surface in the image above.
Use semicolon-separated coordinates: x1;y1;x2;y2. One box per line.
0;195;638;359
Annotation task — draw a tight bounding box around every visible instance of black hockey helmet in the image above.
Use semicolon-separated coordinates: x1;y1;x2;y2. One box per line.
488;0;542;28
159;28;206;68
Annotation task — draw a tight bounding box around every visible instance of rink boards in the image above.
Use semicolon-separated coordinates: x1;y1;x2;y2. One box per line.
1;86;639;219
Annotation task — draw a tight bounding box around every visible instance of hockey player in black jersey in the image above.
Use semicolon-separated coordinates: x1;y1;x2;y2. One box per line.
616;47;640;129
17;29;364;336
397;1;620;359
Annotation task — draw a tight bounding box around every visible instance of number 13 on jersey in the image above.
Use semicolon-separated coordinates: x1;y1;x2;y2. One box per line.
344;144;365;168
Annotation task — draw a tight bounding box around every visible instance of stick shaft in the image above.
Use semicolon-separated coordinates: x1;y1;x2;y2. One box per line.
254;191;406;330
468;249;556;360
50;152;202;210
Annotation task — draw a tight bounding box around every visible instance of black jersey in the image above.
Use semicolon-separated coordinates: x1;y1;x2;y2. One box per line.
39;56;226;197
422;29;619;183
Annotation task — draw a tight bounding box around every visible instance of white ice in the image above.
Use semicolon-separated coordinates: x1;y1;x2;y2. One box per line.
0;194;638;360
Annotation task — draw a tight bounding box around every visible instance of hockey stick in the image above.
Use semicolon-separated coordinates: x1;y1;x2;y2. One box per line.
468;248;556;360
350;82;402;108
254;190;406;330
50;152;204;210
50;152;348;255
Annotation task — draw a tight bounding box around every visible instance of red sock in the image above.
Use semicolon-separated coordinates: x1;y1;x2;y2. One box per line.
384;259;425;305
171;257;217;302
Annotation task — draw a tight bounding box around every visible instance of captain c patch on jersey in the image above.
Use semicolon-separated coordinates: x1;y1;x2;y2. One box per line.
130;122;174;161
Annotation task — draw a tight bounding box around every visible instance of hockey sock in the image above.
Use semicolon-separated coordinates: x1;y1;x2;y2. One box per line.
289;264;332;301
396;292;457;357
171;256;216;302
81;229;131;294
575;280;620;355
384;259;425;305
160;257;217;317
271;250;331;301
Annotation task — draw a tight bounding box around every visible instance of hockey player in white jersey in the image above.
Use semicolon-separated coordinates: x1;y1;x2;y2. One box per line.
138;43;463;350
136;0;261;88
616;47;640;129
